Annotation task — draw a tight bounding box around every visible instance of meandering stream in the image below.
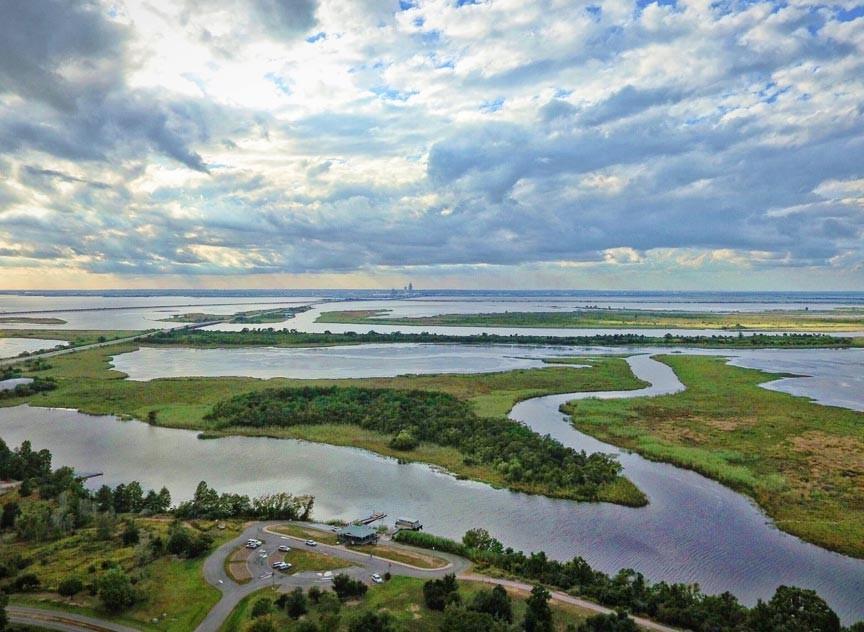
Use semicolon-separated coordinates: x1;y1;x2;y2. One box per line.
0;352;862;622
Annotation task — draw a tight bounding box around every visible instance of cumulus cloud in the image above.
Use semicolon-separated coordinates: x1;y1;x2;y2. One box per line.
0;0;862;286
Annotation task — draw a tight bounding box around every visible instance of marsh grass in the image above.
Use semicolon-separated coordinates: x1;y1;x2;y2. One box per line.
562;355;864;557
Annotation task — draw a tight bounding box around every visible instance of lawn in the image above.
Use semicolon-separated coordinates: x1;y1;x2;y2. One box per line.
317;307;864;332
2;342;648;505
562;354;864;557
220;576;596;632
271;524;339;545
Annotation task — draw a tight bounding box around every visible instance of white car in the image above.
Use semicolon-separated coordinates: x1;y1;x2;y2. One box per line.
305;539;317;546
371;573;383;584
278;545;291;552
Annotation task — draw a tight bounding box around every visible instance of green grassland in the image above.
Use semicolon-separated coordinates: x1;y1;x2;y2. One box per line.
318;308;864;332
221;577;596;632
4;514;242;631
1;342;647;506
0;329;144;346
0;317;68;325
562;355;864;557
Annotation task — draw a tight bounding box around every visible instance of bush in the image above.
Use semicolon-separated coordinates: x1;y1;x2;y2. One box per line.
121;520;140;546
58;576;84;598
332;573;368;601
423;574;459;611
245;617;277;632
97;568;137;613
167;527;192;555
347;610;397;632
250;597;272;618
388;429;418;451
284;587;308;618
469;584;512;622
578;611;639;631
11;573;40;592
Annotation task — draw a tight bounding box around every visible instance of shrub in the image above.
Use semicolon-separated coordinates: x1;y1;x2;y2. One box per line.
332;573;368;601
97;568;137;613
388;430;418;451
58;576;84;598
423;574;459;611
250;597;272;618
11;573;40;592
284;587;308;618
577;611;639;631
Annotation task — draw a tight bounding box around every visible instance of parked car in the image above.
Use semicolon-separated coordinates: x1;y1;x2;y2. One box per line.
278;545;291;552
305;539;317;546
371;573;383;584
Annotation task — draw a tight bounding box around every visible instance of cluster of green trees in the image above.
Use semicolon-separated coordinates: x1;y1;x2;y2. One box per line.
173;481;314;520
0;376;56;400
245;577;387;632
207;386;623;498
149;328;851;349
397;529;863;632
421;574;559;632
0;439;52;482
94;481;172;514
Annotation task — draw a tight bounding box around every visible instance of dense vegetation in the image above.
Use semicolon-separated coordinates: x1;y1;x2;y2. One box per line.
397;529;863;632
318;307;864;332
173;480;314;521
562;355;864;558
149;327;853;348
226;575;596;632
205;386;626;501
0;376;56;400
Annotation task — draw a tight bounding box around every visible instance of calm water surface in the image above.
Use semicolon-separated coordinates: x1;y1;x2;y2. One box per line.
112;344;864;411
0;338;66;359
0;352;862;622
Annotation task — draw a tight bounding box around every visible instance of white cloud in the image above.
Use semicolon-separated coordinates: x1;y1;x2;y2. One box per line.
0;0;862;287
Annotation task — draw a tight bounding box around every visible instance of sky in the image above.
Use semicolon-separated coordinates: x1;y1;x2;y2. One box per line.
0;0;862;290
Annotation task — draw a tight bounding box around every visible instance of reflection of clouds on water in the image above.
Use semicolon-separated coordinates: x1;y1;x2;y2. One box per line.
725;349;864;412
112;343;864;413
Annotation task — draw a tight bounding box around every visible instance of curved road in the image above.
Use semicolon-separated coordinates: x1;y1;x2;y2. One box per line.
197;521;469;632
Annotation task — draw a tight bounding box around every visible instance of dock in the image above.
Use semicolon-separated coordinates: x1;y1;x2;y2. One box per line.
353;512;387;525
73;471;103;481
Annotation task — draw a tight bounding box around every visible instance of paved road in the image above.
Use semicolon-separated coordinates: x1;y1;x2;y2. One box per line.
6;605;140;632
458;574;681;632
197;521;469;632
0;321;222;368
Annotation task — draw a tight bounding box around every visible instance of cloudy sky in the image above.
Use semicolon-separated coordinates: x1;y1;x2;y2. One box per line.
0;0;862;290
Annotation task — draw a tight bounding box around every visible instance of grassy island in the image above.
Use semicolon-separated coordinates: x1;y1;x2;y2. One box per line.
1;341;649;506
562;355;864;557
317;307;864;332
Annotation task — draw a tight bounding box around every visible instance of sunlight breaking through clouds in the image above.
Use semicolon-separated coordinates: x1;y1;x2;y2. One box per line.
0;0;862;288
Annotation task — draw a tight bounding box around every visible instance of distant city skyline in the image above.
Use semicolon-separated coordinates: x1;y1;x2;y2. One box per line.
0;0;862;290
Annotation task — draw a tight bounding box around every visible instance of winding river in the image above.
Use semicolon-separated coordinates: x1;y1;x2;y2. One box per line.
0;353;862;622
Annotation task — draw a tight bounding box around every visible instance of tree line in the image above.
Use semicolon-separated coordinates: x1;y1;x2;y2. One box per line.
206;386;624;500
396;528;863;632
149;328;852;348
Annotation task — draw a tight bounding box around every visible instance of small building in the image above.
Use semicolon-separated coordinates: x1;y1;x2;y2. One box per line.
336;524;379;546
395;517;422;531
